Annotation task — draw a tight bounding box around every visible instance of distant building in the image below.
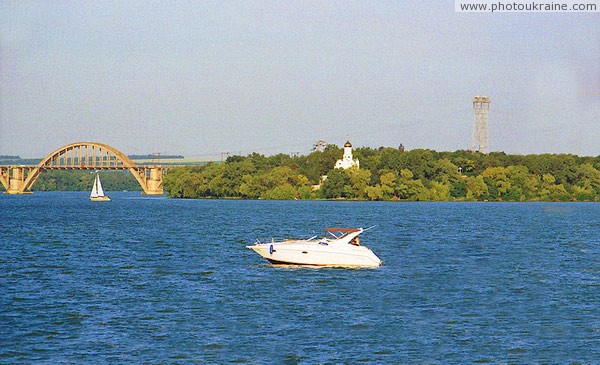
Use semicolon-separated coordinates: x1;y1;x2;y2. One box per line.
312;140;328;152
334;141;360;169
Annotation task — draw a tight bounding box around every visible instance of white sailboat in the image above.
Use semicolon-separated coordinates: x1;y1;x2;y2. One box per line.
90;172;110;201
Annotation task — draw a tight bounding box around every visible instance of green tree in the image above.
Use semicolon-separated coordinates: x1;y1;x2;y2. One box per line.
538;173;569;201
505;165;538;201
321;145;343;176
238;174;265;199
365;185;384;200
263;184;297;200
481;167;511;201
465;176;488;201
404;149;436;180
320;169;350;199
347;167;371;199
432;159;461;183
573;163;600;201
377;147;407;172
379;171;397;199
452;155;476;174
395;169;428;200
427;181;451;201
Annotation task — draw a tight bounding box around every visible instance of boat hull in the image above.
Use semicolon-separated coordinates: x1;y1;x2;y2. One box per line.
247;241;382;268
90;196;111;201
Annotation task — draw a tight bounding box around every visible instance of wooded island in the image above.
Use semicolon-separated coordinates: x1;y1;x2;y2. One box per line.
163;146;600;202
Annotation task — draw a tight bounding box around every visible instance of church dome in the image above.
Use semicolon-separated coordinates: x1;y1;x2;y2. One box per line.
344;141;352;148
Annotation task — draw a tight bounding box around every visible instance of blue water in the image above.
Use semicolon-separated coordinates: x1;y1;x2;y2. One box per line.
1;192;599;364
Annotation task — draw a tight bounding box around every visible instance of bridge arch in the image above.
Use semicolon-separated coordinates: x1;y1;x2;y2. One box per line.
37;141;136;169
3;142;163;195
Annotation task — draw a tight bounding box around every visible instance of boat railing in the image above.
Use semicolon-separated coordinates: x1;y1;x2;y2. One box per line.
255;235;318;244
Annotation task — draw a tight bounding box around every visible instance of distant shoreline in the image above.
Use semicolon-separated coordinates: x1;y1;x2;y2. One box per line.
4;147;600;202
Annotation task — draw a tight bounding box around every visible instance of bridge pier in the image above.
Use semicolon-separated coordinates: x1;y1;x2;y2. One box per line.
145;167;164;195
2;167;31;194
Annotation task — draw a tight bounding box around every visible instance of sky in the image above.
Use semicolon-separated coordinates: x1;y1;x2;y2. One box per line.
1;1;599;158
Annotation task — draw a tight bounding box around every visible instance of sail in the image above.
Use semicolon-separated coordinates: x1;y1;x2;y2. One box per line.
95;174;105;197
90;173;105;198
90;174;98;198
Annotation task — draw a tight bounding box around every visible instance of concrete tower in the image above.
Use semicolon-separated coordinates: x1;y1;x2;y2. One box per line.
472;95;490;154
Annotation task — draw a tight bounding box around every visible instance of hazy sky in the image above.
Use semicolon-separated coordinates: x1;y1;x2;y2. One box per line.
1;1;599;158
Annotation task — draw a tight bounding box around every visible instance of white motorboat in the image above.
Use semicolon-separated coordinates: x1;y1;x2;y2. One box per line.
247;227;381;268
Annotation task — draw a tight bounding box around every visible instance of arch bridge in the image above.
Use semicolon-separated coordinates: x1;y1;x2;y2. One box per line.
0;142;165;195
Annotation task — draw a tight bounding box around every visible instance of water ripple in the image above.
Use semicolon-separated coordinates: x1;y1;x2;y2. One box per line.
1;194;599;363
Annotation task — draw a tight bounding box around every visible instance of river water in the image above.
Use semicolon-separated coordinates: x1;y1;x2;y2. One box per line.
1;192;599;363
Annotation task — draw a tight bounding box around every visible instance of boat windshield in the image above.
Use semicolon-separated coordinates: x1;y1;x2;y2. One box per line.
325;228;361;240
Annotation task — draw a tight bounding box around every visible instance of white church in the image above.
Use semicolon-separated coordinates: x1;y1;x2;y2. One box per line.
313;140;360;190
334;140;360;169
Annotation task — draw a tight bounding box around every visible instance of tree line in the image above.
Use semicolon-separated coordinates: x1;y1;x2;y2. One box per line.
27;171;141;192
163;146;600;202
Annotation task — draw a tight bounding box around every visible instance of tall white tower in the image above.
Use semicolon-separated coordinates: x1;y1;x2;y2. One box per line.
472;95;490;154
